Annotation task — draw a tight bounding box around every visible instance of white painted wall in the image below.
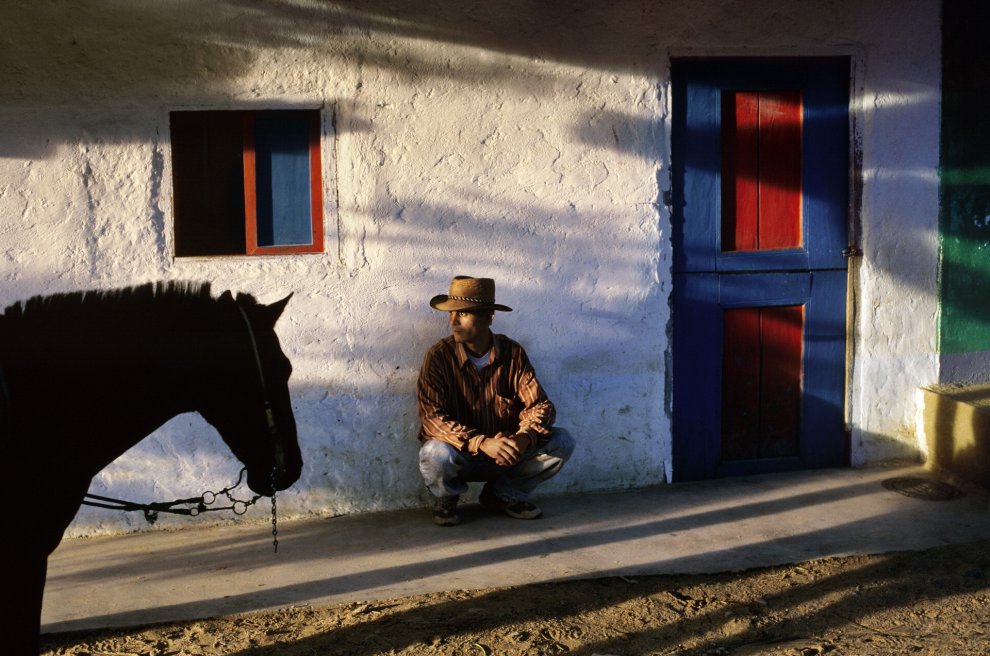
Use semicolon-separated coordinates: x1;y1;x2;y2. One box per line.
0;0;941;536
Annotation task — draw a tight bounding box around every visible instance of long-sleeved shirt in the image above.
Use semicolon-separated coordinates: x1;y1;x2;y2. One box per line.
417;332;555;454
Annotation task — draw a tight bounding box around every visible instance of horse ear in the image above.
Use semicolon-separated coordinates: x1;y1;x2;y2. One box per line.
266;293;293;324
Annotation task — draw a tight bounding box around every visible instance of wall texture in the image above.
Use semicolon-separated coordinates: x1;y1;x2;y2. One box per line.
0;0;941;536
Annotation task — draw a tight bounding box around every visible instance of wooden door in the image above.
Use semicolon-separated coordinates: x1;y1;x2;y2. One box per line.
671;58;850;481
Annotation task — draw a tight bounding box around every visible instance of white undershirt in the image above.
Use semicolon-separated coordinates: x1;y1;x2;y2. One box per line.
468;349;491;371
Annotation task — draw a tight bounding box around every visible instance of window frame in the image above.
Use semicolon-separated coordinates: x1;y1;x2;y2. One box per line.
242;110;324;255
169;108;325;258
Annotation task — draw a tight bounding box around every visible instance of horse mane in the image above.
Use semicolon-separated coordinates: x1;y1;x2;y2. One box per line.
4;281;210;318
2;281;269;320
0;282;262;356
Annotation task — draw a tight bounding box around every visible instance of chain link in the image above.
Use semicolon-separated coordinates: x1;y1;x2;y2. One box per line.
270;465;279;553
85;466;282;553
83;468;264;525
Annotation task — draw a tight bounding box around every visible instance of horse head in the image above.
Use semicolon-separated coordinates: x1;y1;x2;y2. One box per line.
197;290;303;497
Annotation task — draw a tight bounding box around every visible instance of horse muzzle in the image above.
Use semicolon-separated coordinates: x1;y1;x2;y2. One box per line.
247;442;302;496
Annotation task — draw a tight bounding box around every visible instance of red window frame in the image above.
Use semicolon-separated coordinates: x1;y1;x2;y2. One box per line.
242;111;324;255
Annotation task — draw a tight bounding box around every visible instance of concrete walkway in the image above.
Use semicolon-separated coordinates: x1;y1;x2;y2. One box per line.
41;463;990;636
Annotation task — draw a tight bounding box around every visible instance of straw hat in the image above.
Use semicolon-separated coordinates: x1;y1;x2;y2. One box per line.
429;276;513;312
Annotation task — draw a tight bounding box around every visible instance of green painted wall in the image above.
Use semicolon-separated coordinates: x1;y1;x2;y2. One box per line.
939;0;990;354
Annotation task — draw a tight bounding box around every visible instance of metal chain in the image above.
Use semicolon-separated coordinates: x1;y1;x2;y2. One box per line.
82;468;263;525
86;466;282;553
270;465;279;553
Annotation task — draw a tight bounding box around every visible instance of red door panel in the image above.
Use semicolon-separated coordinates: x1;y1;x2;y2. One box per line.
722;305;804;462
721;307;762;460
759;305;804;458
721;91;803;252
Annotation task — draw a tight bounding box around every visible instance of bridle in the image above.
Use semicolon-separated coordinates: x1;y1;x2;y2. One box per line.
81;300;288;553
235;304;287;481
235;302;286;552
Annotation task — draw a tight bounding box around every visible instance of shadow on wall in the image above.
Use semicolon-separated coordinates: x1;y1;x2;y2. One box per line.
0;1;672;102
1;0;666;158
2;0;892;158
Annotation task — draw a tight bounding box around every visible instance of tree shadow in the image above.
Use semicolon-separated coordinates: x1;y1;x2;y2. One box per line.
40;538;990;655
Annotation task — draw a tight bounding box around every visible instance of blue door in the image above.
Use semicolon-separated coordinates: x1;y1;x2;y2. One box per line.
671;58;850;481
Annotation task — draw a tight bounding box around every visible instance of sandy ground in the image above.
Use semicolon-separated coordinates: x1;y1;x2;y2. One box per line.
40;538;989;656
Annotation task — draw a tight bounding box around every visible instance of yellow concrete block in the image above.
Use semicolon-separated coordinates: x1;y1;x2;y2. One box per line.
922;385;990;489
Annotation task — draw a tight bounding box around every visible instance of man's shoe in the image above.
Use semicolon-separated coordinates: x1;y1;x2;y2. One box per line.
479;484;542;520
432;495;460;526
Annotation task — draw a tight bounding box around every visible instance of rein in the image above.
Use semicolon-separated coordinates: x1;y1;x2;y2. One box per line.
80;300;286;553
83;468;263;524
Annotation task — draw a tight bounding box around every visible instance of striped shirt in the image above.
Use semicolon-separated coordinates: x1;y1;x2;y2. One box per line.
417;332;555;454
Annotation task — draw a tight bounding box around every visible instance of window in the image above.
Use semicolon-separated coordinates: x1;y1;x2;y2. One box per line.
170;110;323;257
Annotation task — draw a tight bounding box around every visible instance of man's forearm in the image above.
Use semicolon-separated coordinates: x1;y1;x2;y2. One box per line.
517;399;555;439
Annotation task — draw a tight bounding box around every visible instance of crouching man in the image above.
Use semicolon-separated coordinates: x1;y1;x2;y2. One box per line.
416;275;574;526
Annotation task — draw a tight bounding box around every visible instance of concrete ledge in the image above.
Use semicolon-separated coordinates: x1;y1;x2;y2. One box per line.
922;384;990;489
42;464;990;634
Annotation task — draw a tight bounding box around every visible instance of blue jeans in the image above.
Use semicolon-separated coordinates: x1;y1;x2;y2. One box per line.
419;428;575;502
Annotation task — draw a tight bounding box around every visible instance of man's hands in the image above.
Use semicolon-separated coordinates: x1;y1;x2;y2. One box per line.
479;432;532;467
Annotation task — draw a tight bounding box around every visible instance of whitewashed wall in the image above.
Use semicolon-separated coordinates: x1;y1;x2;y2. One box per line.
0;0;940;536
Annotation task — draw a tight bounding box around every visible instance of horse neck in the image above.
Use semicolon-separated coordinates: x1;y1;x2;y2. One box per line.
3;299;225;479
0;315;10;425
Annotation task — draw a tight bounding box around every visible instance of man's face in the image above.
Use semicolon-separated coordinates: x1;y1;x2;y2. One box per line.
449;309;493;346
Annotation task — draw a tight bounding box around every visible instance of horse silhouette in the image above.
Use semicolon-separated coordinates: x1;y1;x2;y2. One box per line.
0;281;303;654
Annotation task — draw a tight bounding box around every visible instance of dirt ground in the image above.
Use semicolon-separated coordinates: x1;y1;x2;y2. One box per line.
40;538;989;656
